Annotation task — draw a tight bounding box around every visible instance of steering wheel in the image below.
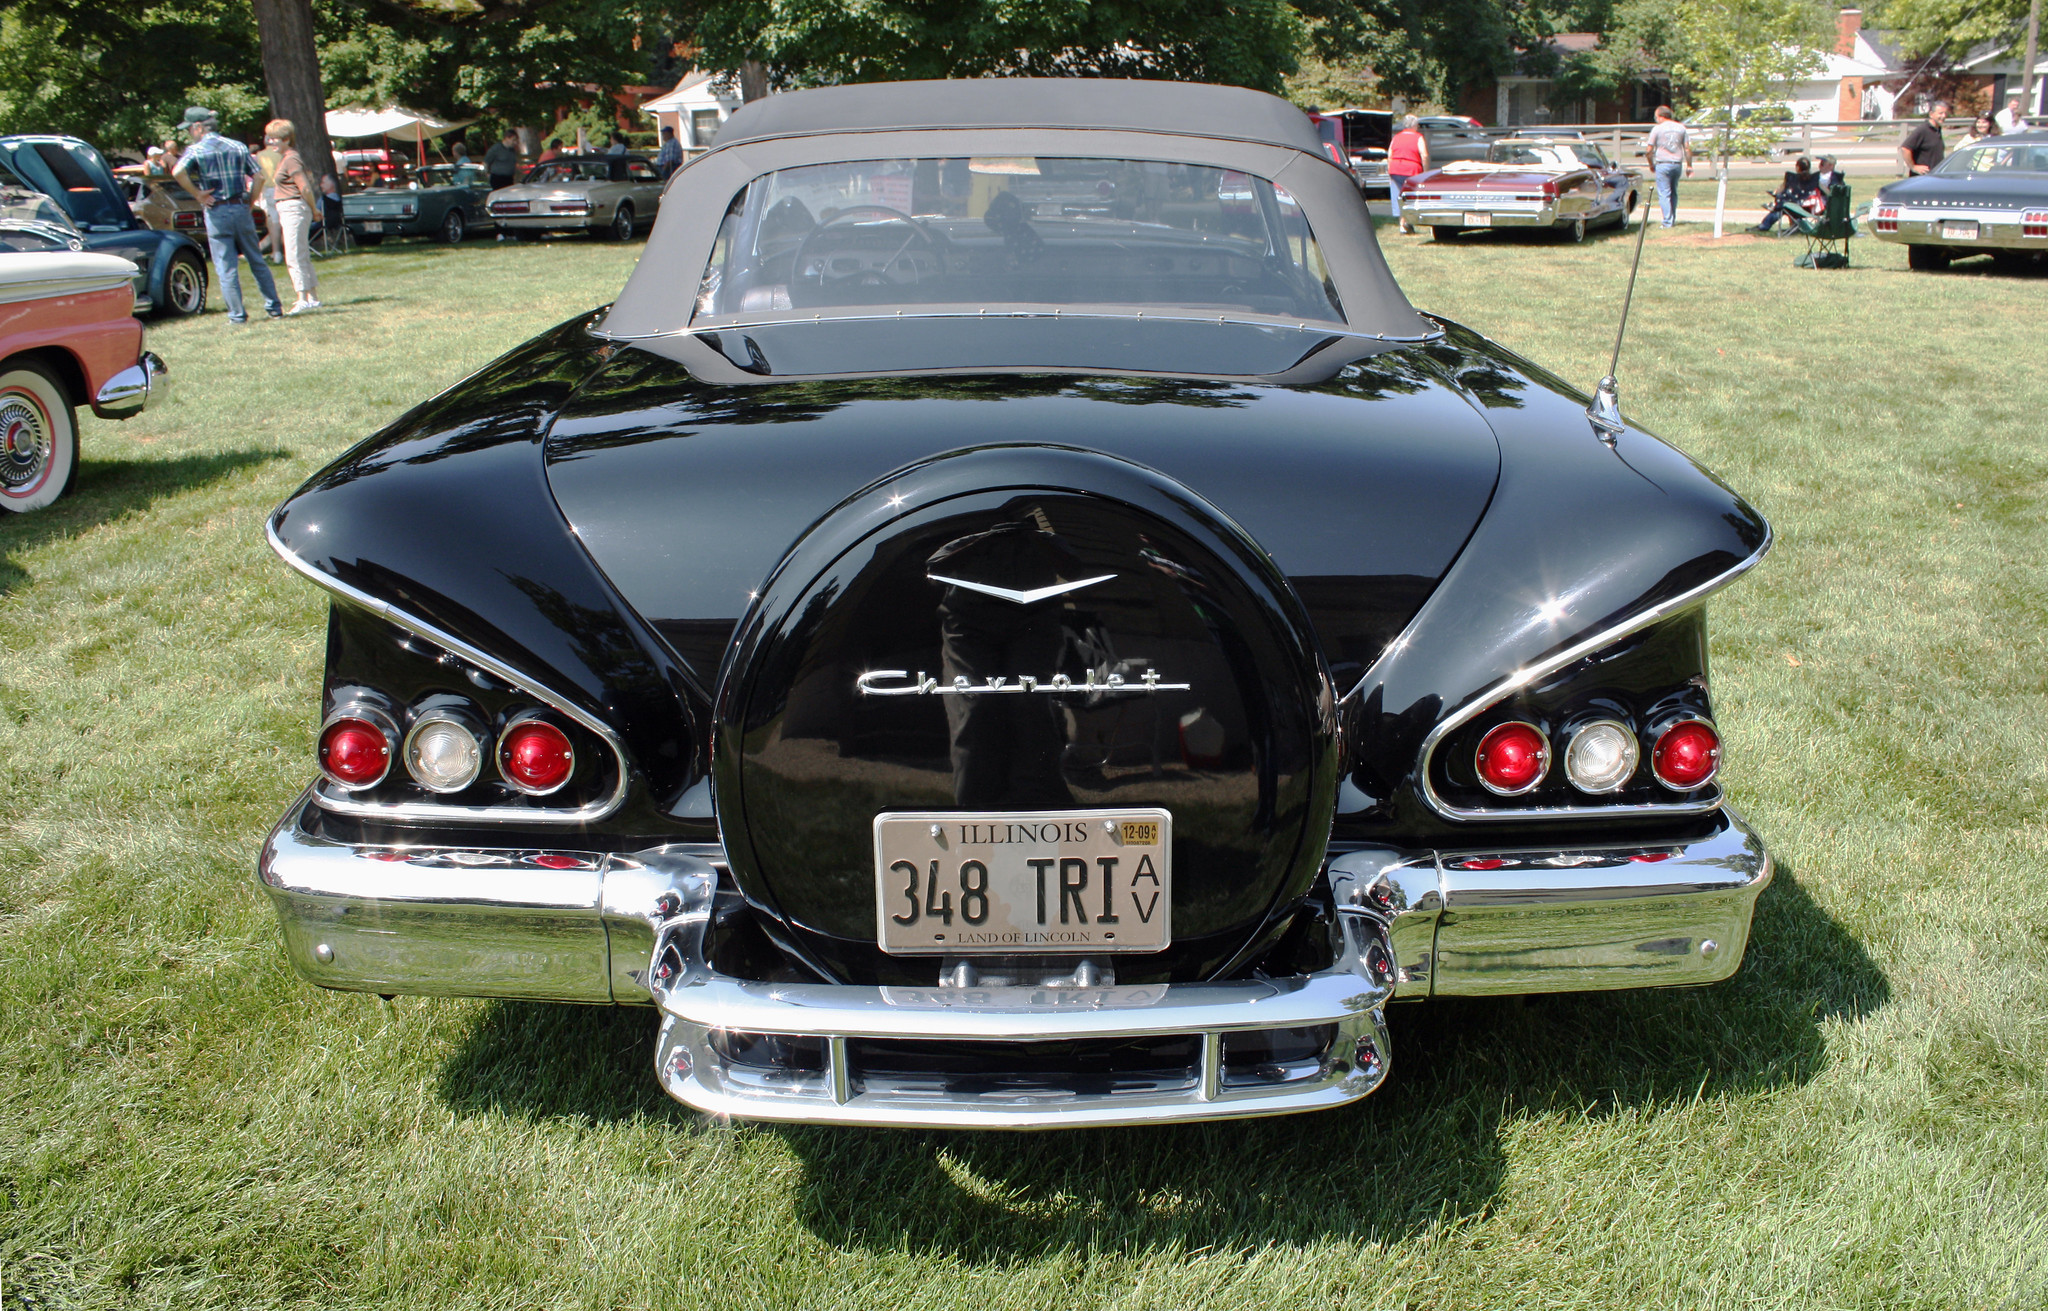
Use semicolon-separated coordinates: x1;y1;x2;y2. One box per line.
791;204;945;300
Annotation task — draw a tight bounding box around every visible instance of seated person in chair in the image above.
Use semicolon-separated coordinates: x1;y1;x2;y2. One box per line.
1753;156;1819;233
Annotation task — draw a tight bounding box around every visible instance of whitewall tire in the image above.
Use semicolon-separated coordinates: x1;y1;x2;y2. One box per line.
0;361;78;514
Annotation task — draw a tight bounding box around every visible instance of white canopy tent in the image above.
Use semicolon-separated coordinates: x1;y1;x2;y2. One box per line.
325;107;476;172
324;107;470;141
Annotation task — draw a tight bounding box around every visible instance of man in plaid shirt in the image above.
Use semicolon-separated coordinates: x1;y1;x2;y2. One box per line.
172;106;283;323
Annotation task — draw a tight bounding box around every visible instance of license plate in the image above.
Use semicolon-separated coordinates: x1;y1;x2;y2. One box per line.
873;808;1171;955
1940;220;1978;240
362;220;383;233
1464;211;1493;227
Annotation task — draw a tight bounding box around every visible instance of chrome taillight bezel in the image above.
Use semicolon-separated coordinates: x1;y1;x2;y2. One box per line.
1563;718;1641;795
1474;721;1551;796
401;706;489;794
1650;716;1722;791
317;702;399;791
495;712;577;797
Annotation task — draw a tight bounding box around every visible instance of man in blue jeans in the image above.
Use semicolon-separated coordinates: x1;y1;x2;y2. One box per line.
171;106;282;323
1644;105;1694;228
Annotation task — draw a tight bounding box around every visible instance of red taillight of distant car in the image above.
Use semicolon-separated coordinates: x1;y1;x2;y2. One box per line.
491;200;530;215
2023;211;2048;239
1475;722;1550;795
1652;720;1720;791
173;211;199;229
319;716;392;789
498;720;574;794
1874;205;1899;234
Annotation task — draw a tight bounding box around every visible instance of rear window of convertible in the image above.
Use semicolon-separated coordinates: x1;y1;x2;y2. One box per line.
693;156;1347;325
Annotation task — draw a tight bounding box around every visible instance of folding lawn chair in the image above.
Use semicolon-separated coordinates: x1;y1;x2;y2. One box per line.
1786;180;1852;268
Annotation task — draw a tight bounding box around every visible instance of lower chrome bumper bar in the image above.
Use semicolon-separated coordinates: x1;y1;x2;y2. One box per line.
257;795;1770;1127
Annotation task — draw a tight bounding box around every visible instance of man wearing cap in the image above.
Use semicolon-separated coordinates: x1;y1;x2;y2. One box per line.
171;105;283;323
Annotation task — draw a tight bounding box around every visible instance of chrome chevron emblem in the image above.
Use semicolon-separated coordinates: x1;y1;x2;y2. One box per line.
925;572;1116;605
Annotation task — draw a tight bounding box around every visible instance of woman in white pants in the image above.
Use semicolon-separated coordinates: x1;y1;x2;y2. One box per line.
264;119;321;314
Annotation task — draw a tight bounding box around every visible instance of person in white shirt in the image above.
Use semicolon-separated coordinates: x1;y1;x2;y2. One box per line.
1812;155;1843;193
1995;94;2031;135
1643;105;1693;228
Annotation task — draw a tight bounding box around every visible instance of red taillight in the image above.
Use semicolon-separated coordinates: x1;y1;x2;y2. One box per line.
499;720;574;794
1874;205;1899;234
1652;720;1720;790
2023;211;2048;239
319;716;391;788
174;211;199;228
1475;722;1550;795
1541;180;1559;199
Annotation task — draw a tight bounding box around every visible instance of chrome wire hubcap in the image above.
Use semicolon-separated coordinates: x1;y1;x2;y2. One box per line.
170;261;202;310
0;394;50;491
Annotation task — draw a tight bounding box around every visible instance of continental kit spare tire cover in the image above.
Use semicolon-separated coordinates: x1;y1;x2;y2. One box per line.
712;446;1337;986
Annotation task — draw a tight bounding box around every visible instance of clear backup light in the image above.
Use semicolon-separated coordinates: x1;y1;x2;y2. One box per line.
498;718;575;795
1564;720;1639;794
1475;722;1550;795
403;711;485;793
1652;719;1721;791
318;706;396;790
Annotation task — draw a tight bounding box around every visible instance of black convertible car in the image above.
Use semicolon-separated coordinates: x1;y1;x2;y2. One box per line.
259;80;1774;1129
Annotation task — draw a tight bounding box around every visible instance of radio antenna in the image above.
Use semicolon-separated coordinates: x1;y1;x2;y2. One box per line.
1587;200;1653;444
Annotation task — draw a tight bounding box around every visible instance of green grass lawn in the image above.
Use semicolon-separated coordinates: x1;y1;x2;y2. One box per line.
3;227;2046;1309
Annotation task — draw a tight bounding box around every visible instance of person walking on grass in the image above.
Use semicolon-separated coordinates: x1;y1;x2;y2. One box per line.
265;119;321;315
1898;100;1949;175
1387;115;1428;235
1645;105;1693;229
171;106;282;323
656;126;683;179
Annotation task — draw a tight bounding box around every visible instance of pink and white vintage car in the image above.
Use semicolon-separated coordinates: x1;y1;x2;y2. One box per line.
1;186;165;512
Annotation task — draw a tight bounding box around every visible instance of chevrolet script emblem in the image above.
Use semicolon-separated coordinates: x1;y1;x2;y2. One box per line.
857;668;1192;696
925;572;1116;605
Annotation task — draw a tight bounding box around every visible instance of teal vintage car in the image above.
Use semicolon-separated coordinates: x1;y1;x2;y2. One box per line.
343;164;495;245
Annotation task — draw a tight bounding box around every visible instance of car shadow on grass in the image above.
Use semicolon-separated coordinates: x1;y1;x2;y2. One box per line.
0;448;287;595
436;859;1885;1253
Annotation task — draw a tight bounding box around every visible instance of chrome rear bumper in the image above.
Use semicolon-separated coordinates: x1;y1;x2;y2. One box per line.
258;795;1769;1127
93;351;165;419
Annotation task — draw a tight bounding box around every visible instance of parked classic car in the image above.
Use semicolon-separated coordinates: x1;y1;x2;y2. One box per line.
1402;138;1639;241
1;188;166;511
259;79;1774;1129
0;136;210;318
1332;109;1394;193
114;169;267;250
1872;131;2048;270
486;155;662;240
345;164;494;245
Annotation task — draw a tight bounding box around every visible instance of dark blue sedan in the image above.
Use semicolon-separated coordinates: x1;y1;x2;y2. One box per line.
0;134;210;317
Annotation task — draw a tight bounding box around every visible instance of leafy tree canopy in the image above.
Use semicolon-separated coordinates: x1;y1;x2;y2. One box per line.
1;0;1595;154
1870;0;2033;61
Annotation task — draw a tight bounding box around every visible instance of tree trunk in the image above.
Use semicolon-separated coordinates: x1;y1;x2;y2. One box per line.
251;0;336;185
2024;0;2041;114
739;59;770;102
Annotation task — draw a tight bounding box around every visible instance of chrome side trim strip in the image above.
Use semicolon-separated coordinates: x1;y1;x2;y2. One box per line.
1414;528;1772;822
0;272;135;306
265;519;632;826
